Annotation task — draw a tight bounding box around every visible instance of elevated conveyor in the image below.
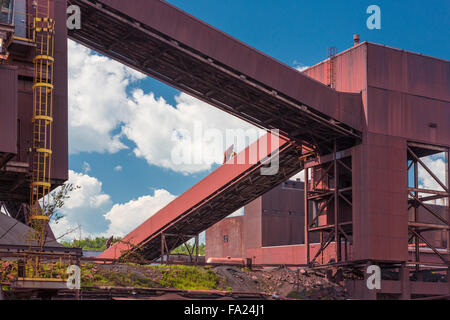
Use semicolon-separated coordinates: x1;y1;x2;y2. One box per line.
65;0;365;261
100;134;304;260
69;0;362;153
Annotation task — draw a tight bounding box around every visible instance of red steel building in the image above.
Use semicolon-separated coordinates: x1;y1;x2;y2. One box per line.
204;41;450;298
0;0;68;223
0;0;448;299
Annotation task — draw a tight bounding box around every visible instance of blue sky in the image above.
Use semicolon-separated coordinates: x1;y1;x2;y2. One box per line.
54;1;449;240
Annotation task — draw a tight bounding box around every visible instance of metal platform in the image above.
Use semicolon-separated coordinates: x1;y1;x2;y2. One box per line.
11;278;68;290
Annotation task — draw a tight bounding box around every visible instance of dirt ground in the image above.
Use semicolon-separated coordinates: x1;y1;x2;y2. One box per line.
213;265;348;300
95;263;349;299
1;260;349;300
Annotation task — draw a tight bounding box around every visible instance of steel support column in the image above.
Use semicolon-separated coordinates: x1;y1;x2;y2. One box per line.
333;140;341;261
407;143;449;269
304;167;310;264
400;263;411;300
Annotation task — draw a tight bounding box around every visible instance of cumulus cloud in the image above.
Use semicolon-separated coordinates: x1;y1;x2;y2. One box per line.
50;170;113;239
68;40;263;175
113;165;123;172
68;40;145;154
123;90;263;174
50;171;178;241
293;61;310;72
418;154;448;205
104;189;176;237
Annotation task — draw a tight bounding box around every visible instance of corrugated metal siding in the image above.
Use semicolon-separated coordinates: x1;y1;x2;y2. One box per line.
205;216;244;259
0;65;17;154
352;133;409;262
51;0;68;182
261;182;305;247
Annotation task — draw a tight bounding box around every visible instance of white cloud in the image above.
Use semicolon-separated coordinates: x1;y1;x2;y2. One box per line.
123;90;263;174
104;190;176;237
68;40;145;154
227;207;244;218
82;161;91;173
50;171;178;241
289;170;305;182
293;61;310;72
295;66;309;72
50;170;113;239
418;154;448;205
69;40;263;175
114;165;123;172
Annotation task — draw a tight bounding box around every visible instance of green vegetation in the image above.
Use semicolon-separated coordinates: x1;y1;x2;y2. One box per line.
171;243;205;256
46;183;79;223
61;237;205;256
154;264;224;290
0;260;67;281
1;260;227;291
80;263;156;288
61;237;122;251
80;264;226;291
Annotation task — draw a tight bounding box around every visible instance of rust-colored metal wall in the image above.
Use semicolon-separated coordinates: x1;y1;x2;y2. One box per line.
365;43;449;147
304;43;368;94
52;0;68;181
0;65;17;155
304;42;449;263
0;0;68;203
243;197;262;251
261;181;305;247
205;216;244;259
206;181;322;260
207;42;449;265
352;133;409;261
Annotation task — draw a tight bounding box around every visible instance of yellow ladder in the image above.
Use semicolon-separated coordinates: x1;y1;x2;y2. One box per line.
28;0;55;253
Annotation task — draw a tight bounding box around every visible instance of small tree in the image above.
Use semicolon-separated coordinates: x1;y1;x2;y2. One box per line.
44;182;80;224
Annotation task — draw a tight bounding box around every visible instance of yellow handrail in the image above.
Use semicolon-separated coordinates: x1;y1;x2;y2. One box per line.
28;0;54;259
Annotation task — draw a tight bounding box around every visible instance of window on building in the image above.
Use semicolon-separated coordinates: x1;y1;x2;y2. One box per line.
0;0;13;25
223;235;229;243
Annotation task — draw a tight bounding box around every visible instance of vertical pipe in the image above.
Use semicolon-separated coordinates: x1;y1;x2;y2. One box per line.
414;160;420;274
195;234;199;265
161;233;165;265
400;263;411;300
345;237;348;261
304;167;310;264
334;140;340;261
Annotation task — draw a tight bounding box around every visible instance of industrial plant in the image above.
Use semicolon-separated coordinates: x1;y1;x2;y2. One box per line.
0;0;448;301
